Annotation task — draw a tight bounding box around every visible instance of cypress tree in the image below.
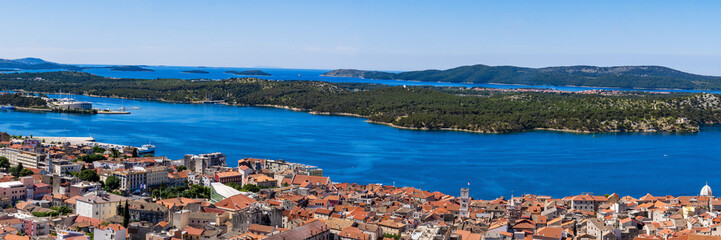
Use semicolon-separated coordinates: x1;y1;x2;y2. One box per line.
122;200;129;227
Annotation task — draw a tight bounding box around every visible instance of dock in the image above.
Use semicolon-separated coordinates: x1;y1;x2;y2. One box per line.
35;136;95;145
13;106;52;112
98;111;131;114
34;136;134;150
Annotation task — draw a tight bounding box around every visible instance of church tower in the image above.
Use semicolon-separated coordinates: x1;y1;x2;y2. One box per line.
701;182;713;197
459;188;470;218
702;182;714;211
506;194;522;222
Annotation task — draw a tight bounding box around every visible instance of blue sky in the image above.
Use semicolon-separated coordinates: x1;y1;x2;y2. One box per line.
2;0;721;75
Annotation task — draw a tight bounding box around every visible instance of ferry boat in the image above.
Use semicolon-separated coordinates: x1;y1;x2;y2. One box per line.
137;143;155;154
0;105;15;110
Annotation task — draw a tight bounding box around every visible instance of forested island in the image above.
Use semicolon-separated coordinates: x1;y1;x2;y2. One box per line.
0;57;82;70
107;65;154;72
225;70;271;76
181;70;209;74
0;93;48;108
322;65;721;90
0;92;98;114
1;71;720;133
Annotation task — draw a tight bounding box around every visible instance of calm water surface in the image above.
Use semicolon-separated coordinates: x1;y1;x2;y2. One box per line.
1;94;720;198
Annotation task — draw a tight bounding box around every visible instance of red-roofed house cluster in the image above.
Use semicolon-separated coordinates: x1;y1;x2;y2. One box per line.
1;132;721;240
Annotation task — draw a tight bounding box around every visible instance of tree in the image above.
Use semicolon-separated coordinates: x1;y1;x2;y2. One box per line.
0;157;9;171
122;200;130;227
19;168;33;177
110;149;121;158
242;184;260;193
132;148;138;158
226;182;242;191
77;169;100;182
58;206;72;215
183;185;211;199
104;176;121;191
10;162;24;178
152;189;161;198
92;146;105;154
176;165;187;172
116;203;123;216
383;233;401;240
77;154;106;163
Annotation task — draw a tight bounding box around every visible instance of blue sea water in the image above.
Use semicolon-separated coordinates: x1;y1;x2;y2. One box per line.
1;93;720;199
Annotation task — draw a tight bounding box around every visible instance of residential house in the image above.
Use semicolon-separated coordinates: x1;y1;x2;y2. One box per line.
76;192;129;220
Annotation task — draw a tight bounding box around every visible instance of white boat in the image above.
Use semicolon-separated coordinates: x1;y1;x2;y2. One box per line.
138;143;155;154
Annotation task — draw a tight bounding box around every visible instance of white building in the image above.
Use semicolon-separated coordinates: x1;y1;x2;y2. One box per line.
0;147;48;169
55;99;92;110
56;230;89;240
188;173;214;187
94;160;125;171
701;183;713;197
94;224;127;240
571;194;596;212
238;165;255;185
76;192;128;220
143;166;169;187
112;169;147;192
54;163;82;175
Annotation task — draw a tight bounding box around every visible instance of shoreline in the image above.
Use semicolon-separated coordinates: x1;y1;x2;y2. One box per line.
10;90;707;135
13;106;52;112
320;75;720;92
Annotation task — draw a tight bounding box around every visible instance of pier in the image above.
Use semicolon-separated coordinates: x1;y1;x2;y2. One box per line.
97;110;131;114
34;136;95;145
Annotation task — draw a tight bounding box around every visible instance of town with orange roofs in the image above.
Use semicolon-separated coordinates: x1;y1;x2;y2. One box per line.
0;131;718;240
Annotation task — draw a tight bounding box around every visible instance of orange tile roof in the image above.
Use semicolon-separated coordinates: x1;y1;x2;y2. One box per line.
339;227;371;240
157;197;202;209
249;224;275;233
4;234;30;240
292;175;330;186
75;216;104;228
98;224;126;232
214;194;257;211
216;171;243;178
184;226;203;236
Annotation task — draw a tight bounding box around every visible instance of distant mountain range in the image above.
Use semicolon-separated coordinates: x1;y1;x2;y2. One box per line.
0;58;158;72
322;65;721;90
3;58;721;90
0;57;82;70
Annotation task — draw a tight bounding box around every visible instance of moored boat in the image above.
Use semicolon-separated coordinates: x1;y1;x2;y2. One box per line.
137;143;155;154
